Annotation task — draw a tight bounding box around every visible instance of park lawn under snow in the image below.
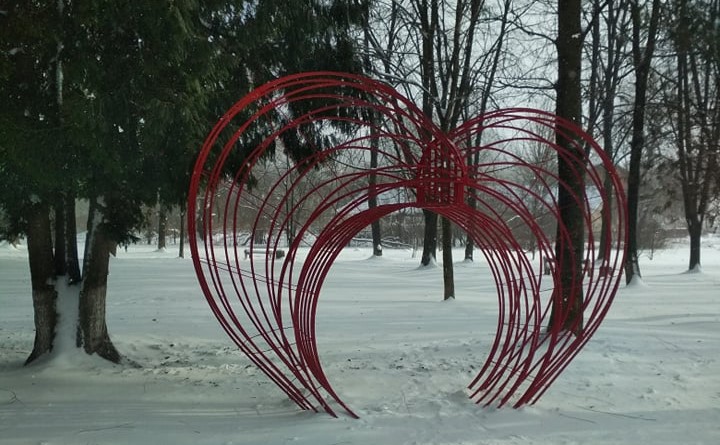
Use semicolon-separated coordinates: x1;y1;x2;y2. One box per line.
1;239;719;445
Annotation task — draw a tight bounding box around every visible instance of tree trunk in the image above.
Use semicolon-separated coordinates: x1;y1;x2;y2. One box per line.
463;241;474;261
596;0;623;262
420;209;438;265
597;173;614;261
687;215;702;271
78;197;120;363
625;100;645;283
417;0;438;268
441;216;455;299
625;0;661;284
25;203;58;364
464;192;476;261
157;205;167;250
551;0;585;334
371;219;383;257
673;0;715;274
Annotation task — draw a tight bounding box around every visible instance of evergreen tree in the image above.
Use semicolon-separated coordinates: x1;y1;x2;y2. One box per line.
1;0;74;362
1;0;365;364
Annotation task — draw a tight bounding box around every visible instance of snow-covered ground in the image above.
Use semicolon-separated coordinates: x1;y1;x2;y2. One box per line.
1;239;719;445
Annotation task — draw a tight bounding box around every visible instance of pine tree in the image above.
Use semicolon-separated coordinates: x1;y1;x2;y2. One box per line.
1;0;365;364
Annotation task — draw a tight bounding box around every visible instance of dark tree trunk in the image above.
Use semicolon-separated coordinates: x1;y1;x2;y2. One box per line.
625;0;661;284
687;215;702;271
597;173;615;261
78;198;120;363
157;205;167;250
418;0;438;268
551;0;585;334
463;242;474;261
625;100;646;282
464;192;476;261
371;219;382;256
25;203;58;364
420;209;438;266
441;216;455;299
596;0;624;262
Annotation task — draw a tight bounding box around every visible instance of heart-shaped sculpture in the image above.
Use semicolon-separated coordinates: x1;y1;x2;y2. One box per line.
188;72;627;418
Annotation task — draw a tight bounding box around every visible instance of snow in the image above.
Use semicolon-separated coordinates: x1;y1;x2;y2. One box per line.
1;239;719;444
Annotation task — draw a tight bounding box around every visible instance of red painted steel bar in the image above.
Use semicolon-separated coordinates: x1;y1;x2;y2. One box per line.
187;72;627;417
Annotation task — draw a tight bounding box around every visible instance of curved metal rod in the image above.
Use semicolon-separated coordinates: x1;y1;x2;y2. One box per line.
187;72;628;417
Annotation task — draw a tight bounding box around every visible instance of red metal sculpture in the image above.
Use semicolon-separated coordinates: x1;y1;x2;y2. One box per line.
188;72;627;418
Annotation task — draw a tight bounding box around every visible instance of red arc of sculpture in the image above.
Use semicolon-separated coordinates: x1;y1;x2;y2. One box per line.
188;72;627;418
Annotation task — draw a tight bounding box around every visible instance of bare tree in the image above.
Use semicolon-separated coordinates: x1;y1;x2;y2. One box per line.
464;0;513;262
624;0;662;284
584;0;633;261
365;0;515;299
660;0;720;271
414;0;490;299
551;0;586;333
363;3;384;257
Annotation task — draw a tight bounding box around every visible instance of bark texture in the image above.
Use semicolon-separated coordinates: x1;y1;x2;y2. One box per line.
78;202;120;363
420;209;438;266
441;216;455;299
25;203;58;364
551;0;585;334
